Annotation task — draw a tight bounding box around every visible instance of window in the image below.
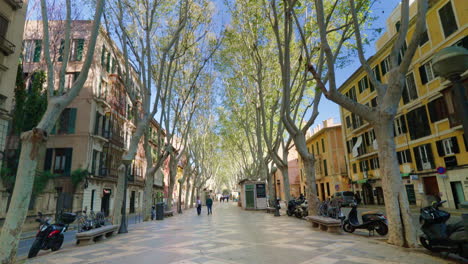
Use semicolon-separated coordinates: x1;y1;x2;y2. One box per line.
358;76;369;93
380;56;391;75
359;160;369;172
436;137;459;156
406;106;431;140
321;138;325;153
323;160;328;176
395;21;401;32
454;36;468;49
101;45;107;66
351;113;362;129
372;65;381;82
53;148;73;175
398;42;407;65
345;116;351;128
370;157;380;170
316;142;319;155
346;87;357;101
23;40;42;62
413;144;435;171
352;163;357;173
419;30;429;46
428;97;448;122
56;108;77;134
402;73;418;104
370;97;377;107
394;115;407;136
419;61;435;85
438;2;458;38
70;39;84;61
0;15;8;38
397;149;412;164
64;72;79;91
311;145;315;155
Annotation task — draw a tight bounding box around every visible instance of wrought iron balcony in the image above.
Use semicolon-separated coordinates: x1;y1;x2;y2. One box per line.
5;0;23;10
0;35;15;55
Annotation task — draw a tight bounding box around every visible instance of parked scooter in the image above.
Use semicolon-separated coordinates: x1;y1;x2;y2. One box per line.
28;212;76;258
294;200;309;218
287;195;305;217
342;203;388;236
419;200;468;258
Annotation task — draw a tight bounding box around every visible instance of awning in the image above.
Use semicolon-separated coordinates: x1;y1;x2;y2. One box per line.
356;179;367;184
401;173;410;178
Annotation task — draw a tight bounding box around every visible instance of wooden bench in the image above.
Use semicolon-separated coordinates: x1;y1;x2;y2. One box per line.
164;210;174;217
76;225;118;246
305;216;341;234
265;207;276;213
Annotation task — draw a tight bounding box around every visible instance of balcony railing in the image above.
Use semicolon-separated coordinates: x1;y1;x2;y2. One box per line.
5;0;23;10
0;35;15;55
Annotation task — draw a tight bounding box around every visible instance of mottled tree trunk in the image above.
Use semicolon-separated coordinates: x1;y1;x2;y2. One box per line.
302;156;318;216
375;121;416;247
279;165;291;202
184;176;191;209
190;178;197;208
142;167;156;221
0;130;45;264
112;164;126;226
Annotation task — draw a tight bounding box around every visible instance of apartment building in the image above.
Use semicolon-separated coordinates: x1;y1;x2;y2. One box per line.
273;144;301;200
339;0;468;209
11;20;148;220
299;119;349;201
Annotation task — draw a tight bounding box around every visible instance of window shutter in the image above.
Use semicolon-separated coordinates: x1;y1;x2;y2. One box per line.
413;147;422;171
428;100;436;122
401;115;407;133
94;112;100;135
402;84;410;104
68;108;77;134
419;65;428;84
106;52;111;71
359;162;363;172
101;46;106;66
426;144;435;169
58;39;65;62
375;65;381;81
64;148;73;176
370;159;375;169
92;150;97;175
76;39;84;61
33;40;42;62
405;149;412;162
452;137;460;153
380;60;387;75
436;140;444;156
44;149;53;171
397;152;402;164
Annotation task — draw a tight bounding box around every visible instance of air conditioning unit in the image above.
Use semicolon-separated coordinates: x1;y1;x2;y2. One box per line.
422;162;432;170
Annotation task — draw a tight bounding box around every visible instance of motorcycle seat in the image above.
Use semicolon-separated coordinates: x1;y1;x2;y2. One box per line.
362;211;383;216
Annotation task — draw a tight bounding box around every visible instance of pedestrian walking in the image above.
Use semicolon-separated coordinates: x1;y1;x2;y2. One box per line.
226;195;229;202
206;196;213;215
151;205;156;220
196;196;202;215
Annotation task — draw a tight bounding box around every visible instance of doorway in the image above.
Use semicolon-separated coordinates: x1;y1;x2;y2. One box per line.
375;187;384;205
245;185;255;208
423;176;440;198
405;184;416;205
130;191;136;214
450;181;466;209
101;189;111;216
362;183;374;205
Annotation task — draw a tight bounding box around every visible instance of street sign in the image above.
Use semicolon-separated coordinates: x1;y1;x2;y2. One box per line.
436;167;446;174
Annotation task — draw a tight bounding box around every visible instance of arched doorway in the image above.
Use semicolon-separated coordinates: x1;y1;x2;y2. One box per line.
362;183;374;205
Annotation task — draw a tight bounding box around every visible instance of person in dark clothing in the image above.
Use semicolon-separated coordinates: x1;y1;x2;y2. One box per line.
206;196;213;215
196;196;202;215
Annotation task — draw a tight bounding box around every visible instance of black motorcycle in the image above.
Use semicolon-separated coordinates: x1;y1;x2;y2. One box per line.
419;200;468;258
342;203;388;236
287;197;305;217
28;212;76;258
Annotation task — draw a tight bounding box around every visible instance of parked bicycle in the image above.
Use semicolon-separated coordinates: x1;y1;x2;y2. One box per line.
76;208;106;233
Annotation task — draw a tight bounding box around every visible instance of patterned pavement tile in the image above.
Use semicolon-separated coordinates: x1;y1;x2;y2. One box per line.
24;203;461;264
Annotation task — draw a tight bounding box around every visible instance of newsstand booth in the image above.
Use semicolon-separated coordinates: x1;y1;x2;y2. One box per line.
238;180;267;210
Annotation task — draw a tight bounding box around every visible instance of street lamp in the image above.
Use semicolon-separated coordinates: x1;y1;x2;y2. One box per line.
432;46;468;145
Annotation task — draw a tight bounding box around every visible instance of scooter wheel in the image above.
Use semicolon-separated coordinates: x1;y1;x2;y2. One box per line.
295;211;303;219
419;236;439;252
375;222;388;236
28;238;42;258
287;210;293;216
51;234;64;251
343;222;355;233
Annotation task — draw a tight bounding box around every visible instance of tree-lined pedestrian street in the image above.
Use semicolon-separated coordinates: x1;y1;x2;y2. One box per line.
24;203;460;264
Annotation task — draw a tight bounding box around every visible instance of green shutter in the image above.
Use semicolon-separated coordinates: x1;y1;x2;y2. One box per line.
58;39;65;62
106;52;111;72
44;149;53;171
76;39;84;61
68;108;77;134
33;40;42;62
64;148;73;176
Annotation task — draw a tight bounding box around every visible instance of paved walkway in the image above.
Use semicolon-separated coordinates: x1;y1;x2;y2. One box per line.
25;203;461;264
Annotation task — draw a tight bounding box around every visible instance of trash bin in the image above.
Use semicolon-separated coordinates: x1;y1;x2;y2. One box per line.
156;202;164;220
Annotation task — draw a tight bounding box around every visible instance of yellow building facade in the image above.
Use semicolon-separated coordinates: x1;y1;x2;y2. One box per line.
339;0;468;209
299;119;349;201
